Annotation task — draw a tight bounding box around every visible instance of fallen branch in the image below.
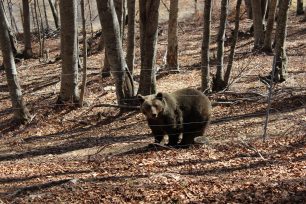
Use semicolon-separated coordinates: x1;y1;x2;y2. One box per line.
93;104;140;110
239;139;265;160
87;144;113;162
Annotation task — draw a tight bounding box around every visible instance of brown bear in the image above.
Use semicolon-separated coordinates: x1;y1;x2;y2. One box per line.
138;88;212;147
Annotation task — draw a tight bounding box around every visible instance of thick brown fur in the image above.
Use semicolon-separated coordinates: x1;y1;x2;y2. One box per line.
138;88;212;147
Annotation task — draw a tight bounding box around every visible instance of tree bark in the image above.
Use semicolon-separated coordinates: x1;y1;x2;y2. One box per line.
87;0;94;38
96;0;110;77
0;3;32;124
224;0;242;87
274;0;290;82
80;0;87;107
42;0;49;30
1;1;18;56
296;0;304;15
114;0;124;39
261;0;269;20
263;0;278;53
98;0;135;105
126;0;136;74
34;0;43;57
22;0;32;58
48;0;59;29
138;0;160;95
166;0;179;72
252;0;264;49
58;0;79;103
213;0;228;91
201;0;212;93
245;0;252;19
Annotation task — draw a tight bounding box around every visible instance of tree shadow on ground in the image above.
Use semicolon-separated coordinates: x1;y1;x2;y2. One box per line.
211;94;306;125
23;111;138;143
218;178;306;203
0;132;150;162
0;170;91;185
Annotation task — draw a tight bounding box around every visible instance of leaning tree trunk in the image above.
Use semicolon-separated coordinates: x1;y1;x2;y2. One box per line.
0;3;31;124
98;0;135;105
1;1;18;56
166;0;179;72
252;0;264;49
263;0;278;53
48;0;59;29
274;0;290;82
126;0;136;74
22;0;32;58
213;0;228;91
296;0;304;15
57;0;79;104
201;0;212;93
224;0;242;87
138;0;160;95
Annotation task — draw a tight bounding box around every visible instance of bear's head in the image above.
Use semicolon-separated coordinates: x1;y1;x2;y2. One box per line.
137;93;164;119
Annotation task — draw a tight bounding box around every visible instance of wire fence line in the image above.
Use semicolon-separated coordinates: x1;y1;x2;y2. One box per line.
1;98;304;128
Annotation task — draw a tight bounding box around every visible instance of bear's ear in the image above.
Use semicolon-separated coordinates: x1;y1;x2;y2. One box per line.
137;94;145;104
156;92;163;101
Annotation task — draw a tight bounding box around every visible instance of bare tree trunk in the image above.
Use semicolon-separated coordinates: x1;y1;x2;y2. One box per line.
166;0;179;72
31;3;36;31
224;0;242;87
7;0;18;33
126;0;135;74
42;0;49;30
213;0;228;91
96;0;110;77
19;4;23;27
138;0;160;95
1;1;18;56
98;0;135;105
114;0;124;39
58;0;79;104
80;0;87;107
245;0;252;19
261;0;269;20
87;0;94;38
34;0;43;57
194;0;198;15
201;0;212;93
0;3;32;124
273;0;290;82
22;0;32;58
263;0;278;53
296;0;304;15
48;0;59;29
252;0;264;49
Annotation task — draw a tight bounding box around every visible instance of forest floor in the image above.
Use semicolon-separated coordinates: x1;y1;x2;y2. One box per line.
0;6;306;204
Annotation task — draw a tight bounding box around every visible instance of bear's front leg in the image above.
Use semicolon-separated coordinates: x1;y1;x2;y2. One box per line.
150;127;165;144
166;128;180;146
167;134;180;146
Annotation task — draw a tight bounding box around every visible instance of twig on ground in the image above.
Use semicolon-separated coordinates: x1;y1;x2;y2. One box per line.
239;139;265;160
87;144;113;162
